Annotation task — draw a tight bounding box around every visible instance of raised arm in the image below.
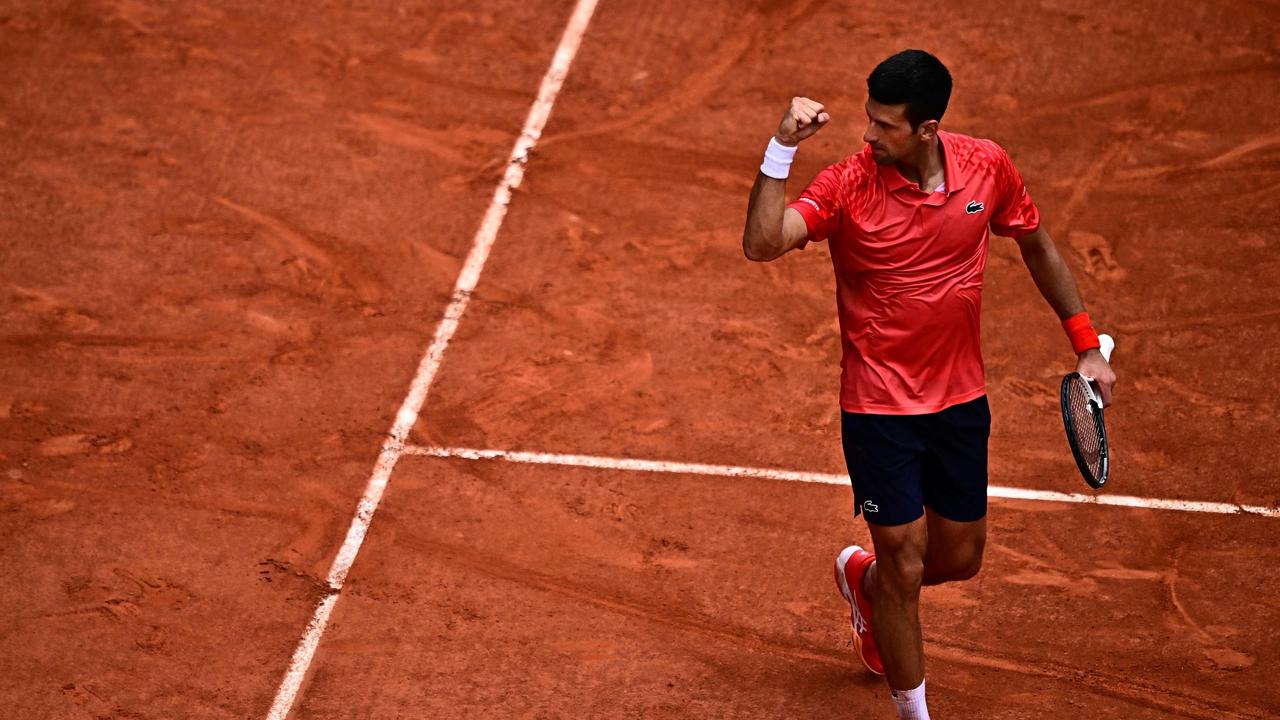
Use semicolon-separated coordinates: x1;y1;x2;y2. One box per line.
1015;227;1118;404
742;97;829;262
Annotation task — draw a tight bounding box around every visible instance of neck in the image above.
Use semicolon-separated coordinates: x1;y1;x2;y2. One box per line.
894;135;945;191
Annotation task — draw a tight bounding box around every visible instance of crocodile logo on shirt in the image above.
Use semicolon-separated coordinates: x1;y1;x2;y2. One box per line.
966;200;985;214
862;500;879;513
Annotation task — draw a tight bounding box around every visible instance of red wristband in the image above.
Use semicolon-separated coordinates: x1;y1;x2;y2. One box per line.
1062;312;1101;354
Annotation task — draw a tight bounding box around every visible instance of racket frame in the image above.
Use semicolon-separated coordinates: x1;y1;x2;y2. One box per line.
1061;371;1109;489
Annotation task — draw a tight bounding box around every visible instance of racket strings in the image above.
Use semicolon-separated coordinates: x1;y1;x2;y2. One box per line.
1067;377;1103;477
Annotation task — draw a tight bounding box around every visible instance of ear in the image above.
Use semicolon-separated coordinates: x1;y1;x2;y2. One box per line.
917;119;939;141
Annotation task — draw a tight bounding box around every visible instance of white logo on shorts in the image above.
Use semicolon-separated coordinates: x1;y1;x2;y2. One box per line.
862;500;879;513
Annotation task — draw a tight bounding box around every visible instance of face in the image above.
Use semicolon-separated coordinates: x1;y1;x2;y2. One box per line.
862;99;935;165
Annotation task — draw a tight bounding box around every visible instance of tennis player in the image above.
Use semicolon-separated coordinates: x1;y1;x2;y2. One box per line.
741;50;1117;719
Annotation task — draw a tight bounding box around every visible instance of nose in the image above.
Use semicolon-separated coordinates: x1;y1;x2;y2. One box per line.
863;125;876;146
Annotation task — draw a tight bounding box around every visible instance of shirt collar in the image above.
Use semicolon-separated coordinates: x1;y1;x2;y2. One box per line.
940;131;966;194
877;131;966;202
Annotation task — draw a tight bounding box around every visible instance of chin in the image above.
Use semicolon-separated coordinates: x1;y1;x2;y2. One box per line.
871;151;895;166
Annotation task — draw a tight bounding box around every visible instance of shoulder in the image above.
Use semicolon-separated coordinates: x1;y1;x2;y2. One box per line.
839;145;877;181
801;147;875;199
812;145;875;179
814;146;876;193
942;131;1011;173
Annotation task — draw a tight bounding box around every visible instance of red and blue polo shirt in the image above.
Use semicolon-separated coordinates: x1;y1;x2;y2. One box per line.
787;130;1041;415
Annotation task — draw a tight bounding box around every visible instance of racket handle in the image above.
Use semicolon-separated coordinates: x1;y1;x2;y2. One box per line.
1098;333;1115;362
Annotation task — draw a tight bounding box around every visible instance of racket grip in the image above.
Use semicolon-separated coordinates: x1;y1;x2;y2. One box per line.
1098;333;1115;362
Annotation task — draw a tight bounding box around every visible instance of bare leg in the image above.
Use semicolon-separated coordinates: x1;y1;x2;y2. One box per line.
922;511;986;585
864;516;928;691
861;511;985;690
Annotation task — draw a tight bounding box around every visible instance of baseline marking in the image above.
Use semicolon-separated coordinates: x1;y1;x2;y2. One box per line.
405;445;1280;518
264;1;601;717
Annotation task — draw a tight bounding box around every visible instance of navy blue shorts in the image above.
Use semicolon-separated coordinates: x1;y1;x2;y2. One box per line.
841;395;990;527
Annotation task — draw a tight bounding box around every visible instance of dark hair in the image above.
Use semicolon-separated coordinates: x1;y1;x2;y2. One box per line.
867;50;952;129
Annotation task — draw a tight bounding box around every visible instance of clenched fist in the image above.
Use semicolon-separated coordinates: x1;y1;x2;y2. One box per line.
776;97;830;146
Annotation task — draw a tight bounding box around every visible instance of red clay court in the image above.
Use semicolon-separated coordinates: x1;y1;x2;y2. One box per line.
2;1;1279;718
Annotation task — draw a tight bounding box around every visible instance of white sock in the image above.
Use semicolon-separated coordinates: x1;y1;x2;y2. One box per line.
890;679;930;720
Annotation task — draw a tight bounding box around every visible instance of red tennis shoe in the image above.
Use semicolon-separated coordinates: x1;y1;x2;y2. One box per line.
834;545;884;675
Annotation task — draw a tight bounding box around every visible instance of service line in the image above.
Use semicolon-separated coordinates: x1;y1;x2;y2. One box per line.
405;445;1280;518
263;1;601;717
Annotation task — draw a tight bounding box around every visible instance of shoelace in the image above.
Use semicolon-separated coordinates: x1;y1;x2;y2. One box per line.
850;594;868;634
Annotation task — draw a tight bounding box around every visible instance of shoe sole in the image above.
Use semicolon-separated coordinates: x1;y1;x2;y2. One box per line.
834;545;884;676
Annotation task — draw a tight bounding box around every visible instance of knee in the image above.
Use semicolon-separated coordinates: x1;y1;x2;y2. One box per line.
928;549;983;584
875;554;925;600
950;553;983;581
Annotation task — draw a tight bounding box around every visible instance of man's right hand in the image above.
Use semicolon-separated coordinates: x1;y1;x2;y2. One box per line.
744;97;827;262
776;97;830;146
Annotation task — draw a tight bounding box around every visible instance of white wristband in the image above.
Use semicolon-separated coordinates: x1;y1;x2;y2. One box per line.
760;137;797;179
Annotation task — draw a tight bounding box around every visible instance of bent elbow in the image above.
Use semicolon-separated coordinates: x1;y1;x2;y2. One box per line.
742;236;776;262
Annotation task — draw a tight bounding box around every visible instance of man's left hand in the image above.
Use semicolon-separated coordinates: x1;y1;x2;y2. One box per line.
1076;349;1116;407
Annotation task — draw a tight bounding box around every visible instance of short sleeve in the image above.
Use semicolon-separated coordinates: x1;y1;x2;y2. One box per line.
786;162;844;243
989;148;1041;239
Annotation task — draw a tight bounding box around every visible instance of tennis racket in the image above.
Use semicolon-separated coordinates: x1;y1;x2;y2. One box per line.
1060;333;1115;489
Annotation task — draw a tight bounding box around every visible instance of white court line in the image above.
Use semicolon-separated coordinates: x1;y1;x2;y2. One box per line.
405;445;1280;518
264;1;601;717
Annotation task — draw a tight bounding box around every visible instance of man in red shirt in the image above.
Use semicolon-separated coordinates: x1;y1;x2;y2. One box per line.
742;50;1117;719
